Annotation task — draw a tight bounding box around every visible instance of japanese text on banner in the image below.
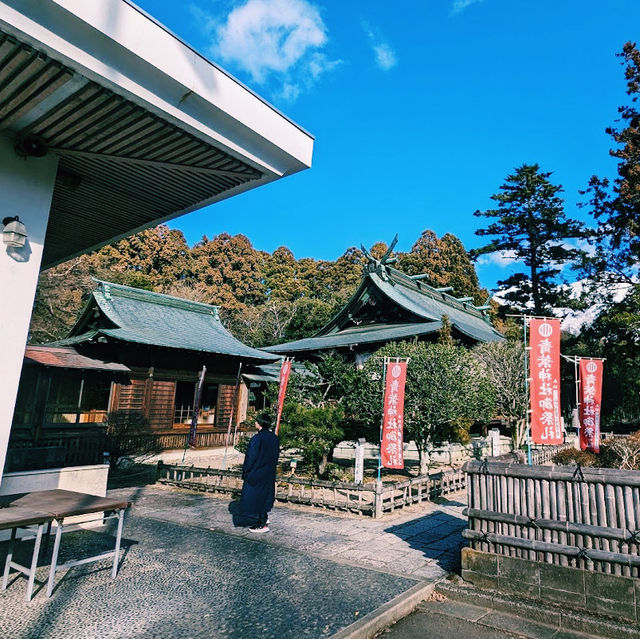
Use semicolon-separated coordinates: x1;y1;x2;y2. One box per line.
579;358;603;454
381;360;407;469
529;318;563;445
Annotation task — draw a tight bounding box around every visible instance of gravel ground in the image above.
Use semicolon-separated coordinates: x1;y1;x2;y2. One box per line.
0;484;468;639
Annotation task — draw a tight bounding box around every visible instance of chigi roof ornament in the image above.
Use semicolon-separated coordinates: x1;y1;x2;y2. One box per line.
362;234;399;282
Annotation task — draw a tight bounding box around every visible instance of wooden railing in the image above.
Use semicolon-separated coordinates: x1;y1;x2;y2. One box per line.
529;445;572;465
143;429;249;450
6;427;252;472
7;428;107;470
464;460;640;577
156;463;467;518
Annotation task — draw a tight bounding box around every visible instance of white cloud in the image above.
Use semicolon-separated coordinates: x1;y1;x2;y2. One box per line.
451;0;483;15
362;22;397;71
196;0;340;100
476;250;518;268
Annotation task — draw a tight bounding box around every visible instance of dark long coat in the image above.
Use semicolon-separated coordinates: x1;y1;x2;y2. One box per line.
240;428;279;514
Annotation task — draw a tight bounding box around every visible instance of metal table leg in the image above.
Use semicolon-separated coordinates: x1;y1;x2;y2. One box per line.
111;509;125;578
2;523;46;601
46;520;63;598
1;527;16;592
25;523;45;601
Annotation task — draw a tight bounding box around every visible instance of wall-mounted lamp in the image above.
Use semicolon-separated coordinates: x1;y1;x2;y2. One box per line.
2;216;28;248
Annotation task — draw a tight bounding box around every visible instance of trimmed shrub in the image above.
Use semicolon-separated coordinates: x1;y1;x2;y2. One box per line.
552;447;598;467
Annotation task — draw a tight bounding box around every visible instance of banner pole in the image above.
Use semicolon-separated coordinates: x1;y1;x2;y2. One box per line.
523;317;532;465
377;357;388;483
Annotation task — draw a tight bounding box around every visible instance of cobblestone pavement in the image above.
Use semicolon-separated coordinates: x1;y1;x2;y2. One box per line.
0;485;467;639
111;484;468;579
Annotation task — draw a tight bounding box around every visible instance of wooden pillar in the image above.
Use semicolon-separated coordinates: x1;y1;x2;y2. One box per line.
236;380;249;425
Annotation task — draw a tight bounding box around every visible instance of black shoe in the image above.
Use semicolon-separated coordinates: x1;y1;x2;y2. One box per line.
249;524;269;533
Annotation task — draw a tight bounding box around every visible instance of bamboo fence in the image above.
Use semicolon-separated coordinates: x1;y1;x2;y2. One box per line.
464;460;640;577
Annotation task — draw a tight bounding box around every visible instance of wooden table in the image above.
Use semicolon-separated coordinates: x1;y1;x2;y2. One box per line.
1;490;131;600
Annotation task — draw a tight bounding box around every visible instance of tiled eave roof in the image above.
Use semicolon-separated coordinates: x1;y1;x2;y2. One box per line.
265;321;443;354
24;345;129;372
55;280;278;363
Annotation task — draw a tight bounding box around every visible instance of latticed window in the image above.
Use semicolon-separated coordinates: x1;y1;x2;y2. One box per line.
173;381;218;425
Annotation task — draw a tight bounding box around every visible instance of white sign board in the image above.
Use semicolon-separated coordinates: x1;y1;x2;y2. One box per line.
354;439;365;484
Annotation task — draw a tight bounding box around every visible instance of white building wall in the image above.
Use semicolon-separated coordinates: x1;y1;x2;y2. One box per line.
0;135;58;485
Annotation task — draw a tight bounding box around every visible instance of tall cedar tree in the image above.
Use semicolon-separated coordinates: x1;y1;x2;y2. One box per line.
29;228;484;347
581;42;640;284
397;230;487;305
472;164;584;316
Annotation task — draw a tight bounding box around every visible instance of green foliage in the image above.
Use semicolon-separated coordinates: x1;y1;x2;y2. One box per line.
366;341;496;473
551;447;598;467
323;462;352;482
104;410;162;471
278;403;345;477
396;230;487;304
437;315;455;345
472;163;585;316
580;43;640;285
313;353;379;441
563;285;640;428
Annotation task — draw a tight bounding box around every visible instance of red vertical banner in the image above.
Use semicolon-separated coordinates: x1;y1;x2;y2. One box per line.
579;358;604;453
529;318;563;445
381;360;407;469
274;358;293;436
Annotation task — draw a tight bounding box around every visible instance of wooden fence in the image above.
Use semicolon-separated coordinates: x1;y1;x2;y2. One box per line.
6;428;252;472
464;460;640;577
113;428;249;452
7;428;106;470
156;463;467;518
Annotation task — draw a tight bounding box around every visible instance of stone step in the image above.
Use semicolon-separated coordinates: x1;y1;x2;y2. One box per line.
435;579;640;639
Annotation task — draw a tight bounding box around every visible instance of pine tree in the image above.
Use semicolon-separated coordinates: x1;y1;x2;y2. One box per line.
581;42;640;285
472;164;584;316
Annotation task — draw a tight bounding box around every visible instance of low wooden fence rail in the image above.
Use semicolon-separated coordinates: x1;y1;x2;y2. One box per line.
156;463;467;518
113;429;250;451
464;460;640;577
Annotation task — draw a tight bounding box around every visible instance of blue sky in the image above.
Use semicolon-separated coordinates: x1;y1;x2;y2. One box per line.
134;0;638;291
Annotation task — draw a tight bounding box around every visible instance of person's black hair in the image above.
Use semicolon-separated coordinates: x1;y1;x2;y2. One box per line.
256;412;272;430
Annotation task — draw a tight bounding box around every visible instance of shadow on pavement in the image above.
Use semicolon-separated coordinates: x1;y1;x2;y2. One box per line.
384;499;467;574
228;498;258;527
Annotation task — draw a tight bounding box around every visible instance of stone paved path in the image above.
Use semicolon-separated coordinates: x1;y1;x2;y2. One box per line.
111;484;468;579
0;485;467;639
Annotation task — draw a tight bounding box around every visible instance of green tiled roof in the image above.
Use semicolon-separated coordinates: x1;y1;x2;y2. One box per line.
54;280;277;362
265;321;443;354
266;263;503;355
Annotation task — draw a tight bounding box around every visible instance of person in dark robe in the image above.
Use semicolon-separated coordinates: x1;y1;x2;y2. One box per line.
240;412;280;532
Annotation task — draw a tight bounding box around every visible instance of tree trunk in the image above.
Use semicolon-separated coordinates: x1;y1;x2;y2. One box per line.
515;417;527;449
418;447;429;476
318;453;328;477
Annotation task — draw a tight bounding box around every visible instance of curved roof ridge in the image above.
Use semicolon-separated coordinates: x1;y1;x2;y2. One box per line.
381;265;490;321
93;279;220;316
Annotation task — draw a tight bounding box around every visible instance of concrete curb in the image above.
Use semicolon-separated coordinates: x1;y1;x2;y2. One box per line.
328;580;436;639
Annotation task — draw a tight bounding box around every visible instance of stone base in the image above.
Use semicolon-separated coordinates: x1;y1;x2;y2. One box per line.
462;547;640;625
